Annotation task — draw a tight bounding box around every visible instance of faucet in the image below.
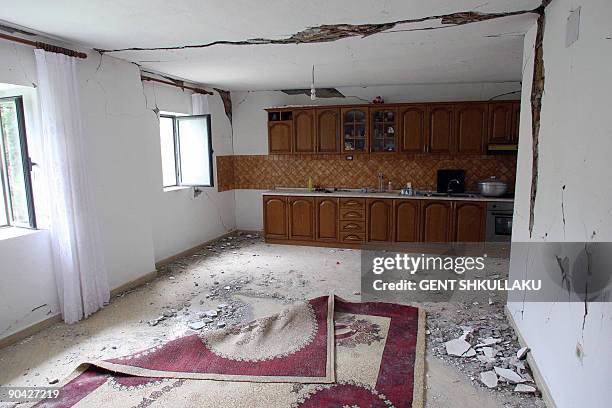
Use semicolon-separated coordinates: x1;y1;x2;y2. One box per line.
378;173;385;192
447;178;461;193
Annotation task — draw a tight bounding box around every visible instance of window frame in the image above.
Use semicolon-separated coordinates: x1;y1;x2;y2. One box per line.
0;95;37;229
159;113;214;189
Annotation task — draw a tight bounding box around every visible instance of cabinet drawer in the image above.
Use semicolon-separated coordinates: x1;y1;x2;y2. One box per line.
340;198;365;209
340;232;365;243
340;208;365;220
340;221;365;232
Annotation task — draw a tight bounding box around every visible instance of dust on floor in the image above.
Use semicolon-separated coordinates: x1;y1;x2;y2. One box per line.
0;232;545;408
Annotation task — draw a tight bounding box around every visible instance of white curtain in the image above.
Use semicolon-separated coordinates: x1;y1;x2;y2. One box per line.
35;49;109;324
192;93;210;115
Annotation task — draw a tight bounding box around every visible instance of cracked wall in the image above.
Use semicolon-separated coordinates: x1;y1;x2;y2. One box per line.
507;0;612;407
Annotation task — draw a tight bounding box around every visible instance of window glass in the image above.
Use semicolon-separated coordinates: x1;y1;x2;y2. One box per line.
0;177;7;226
0;98;30;226
159;116;177;187
176;116;212;186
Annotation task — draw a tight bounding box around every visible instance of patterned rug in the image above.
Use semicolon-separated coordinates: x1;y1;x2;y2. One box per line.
31;296;425;408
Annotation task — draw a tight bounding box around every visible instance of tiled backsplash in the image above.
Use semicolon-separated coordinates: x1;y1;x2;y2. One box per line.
217;154;517;193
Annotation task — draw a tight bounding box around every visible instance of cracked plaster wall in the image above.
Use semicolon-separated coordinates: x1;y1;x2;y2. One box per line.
0;39;235;340
508;1;612;406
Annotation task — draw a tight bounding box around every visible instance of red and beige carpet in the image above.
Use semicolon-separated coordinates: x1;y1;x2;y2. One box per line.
32;296;425;408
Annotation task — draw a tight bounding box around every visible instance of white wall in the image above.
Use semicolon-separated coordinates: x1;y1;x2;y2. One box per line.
0;38;235;340
508;1;612;407
231;82;522;230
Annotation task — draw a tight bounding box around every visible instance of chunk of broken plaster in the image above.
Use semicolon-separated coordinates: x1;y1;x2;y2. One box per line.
475;337;502;348
494;367;526;384
445;338;475;357
480;370;498;388
482;347;497;359
205;310;218;318
517;346;530;360
188;321;206;330
514;384;537;393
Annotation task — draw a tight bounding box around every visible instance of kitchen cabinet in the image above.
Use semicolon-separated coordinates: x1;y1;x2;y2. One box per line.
316;108;340;153
454;202;486;242
421;200;453;242
455;103;487;154
263;196;288;239
488;102;514;144
341;107;368;153
293;109;315;153
511;101;521;143
427;105;454;153
288;197;314;240
315;197;339;241
394;200;420;242
267;100;519;155
398;104;427;153
366;199;393;242
370;107;398;152
264;195;499;247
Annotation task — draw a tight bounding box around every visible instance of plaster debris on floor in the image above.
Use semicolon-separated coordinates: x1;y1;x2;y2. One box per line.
0;231;544;408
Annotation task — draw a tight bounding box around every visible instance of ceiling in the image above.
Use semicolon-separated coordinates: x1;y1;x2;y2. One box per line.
0;0;540;90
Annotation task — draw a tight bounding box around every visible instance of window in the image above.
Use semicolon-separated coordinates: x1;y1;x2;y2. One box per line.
0;96;36;228
159;114;213;188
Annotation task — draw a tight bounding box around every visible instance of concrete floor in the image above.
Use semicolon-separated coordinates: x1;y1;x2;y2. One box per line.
0;233;543;407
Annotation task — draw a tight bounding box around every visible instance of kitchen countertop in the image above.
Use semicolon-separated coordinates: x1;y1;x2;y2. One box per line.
263;188;514;203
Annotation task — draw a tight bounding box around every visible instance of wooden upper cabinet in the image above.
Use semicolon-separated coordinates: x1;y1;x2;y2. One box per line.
394;200;420;242
268;121;292;153
316;108;340;153
293;109;315;153
288;196;314;240
421;200;453;242
263;196;288;239
315;197;339;241
455;103;487;154
366;199;393;242
511;101;521;143
370;107;398;152
454;202;486;242
398;105;427;153
341;107;368;153
488;102;514;144
428;105;454;153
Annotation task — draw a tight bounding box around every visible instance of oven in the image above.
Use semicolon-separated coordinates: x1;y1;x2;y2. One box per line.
486;202;514;242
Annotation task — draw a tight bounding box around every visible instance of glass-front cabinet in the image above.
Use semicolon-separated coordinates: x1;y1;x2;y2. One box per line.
370;107;397;152
341;107;368;152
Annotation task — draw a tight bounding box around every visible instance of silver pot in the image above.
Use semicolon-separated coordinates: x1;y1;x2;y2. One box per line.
478;176;508;197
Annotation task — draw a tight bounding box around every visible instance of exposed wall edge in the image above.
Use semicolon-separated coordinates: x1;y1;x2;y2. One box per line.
504;305;557;408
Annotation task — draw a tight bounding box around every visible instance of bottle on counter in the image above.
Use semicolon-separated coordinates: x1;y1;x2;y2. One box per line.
387;181;393;192
307;177;313;192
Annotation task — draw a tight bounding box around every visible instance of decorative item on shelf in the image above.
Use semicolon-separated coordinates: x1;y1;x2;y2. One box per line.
372;96;384;104
387;126;395;134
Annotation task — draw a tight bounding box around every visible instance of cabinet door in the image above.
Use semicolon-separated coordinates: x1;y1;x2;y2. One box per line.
394;200;421;242
293;109;315;153
316;108;340;153
454;202;486;242
341;107;368;153
268;122;292;153
263;196;288;239
315;197;339;241
398;105;427;153
370;107;398;152
511;102;521;143
455;103;487;154
488;102;514;143
428;105;454;153
288;197;314;240
367;199;393;242
421;200;453;242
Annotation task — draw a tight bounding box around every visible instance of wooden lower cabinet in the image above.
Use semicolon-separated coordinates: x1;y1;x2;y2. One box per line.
288;197;314;240
264;195;491;246
421;200;453;242
366;199;393;242
315;197;339;241
454;202;486;242
263;196;288;239
394;200;420;242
